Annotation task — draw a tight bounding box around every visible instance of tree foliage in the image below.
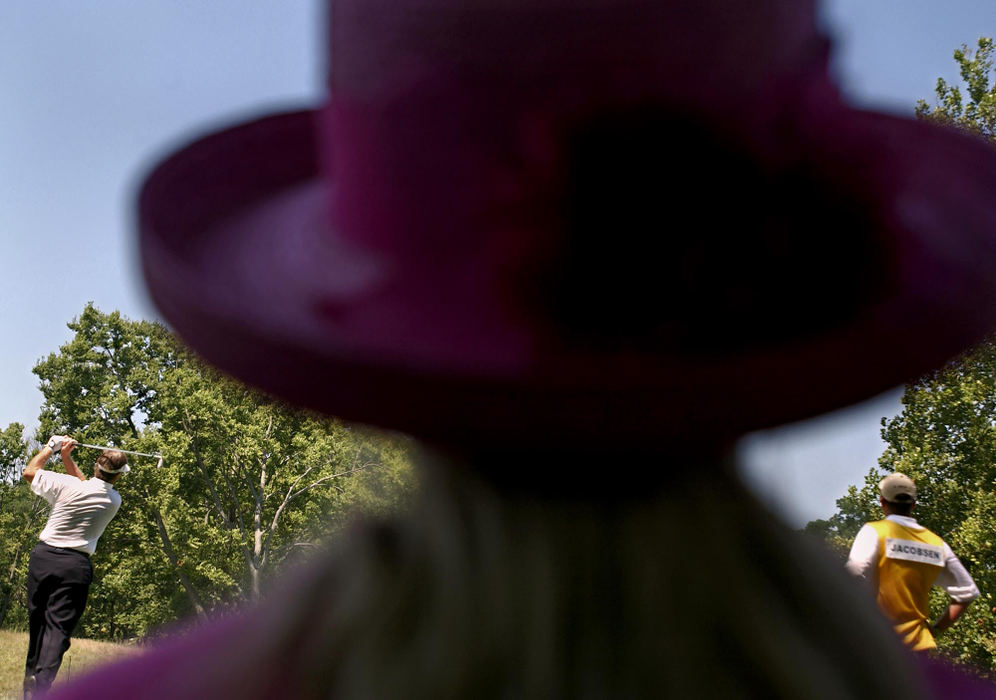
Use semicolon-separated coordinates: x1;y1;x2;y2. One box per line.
0;423;27;484
0;425;46;630
915;37;996;138
1;304;417;640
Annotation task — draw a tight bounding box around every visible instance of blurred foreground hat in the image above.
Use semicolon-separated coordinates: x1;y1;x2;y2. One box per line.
138;0;996;448
879;473;917;503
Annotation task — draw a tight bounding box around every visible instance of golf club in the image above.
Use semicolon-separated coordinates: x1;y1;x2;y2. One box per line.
74;442;164;468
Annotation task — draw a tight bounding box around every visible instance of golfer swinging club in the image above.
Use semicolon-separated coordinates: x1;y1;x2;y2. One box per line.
21;435;128;698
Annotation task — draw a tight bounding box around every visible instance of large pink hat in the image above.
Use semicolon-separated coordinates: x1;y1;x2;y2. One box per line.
139;0;996;448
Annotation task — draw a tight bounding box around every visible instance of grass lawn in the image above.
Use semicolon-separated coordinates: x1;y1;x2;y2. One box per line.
0;629;141;699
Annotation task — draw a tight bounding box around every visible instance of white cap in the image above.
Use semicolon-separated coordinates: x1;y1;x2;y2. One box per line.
879;473;916;503
99;463;130;474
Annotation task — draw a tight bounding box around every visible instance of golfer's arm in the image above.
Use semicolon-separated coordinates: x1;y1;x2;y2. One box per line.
62;452;86;481
22;446;54;483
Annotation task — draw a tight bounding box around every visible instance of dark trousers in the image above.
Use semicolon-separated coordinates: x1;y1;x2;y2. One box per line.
25;543;93;692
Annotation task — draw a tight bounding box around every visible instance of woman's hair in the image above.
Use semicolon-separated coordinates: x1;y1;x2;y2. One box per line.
241;448;927;699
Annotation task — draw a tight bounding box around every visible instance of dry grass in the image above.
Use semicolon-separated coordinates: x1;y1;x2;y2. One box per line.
0;629;141;699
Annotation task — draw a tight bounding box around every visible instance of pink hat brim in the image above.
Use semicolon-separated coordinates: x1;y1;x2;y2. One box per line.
138;107;996;447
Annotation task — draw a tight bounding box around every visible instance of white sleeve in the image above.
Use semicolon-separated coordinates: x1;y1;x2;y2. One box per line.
29;470;64;505
934;542;980;603
845;524;879;592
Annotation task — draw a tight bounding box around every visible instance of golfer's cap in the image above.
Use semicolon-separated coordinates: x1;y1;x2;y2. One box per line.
879;473;916;502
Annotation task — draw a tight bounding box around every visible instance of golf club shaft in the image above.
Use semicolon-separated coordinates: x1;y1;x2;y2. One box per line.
74;442;162;459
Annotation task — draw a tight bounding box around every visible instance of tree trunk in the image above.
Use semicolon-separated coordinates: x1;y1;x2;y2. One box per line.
251;460;267;601
150;506;207;618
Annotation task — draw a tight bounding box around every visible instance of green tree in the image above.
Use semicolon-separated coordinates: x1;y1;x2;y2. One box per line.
0;423;27;484
915;37;996;137
12;304;417;639
0;424;46;629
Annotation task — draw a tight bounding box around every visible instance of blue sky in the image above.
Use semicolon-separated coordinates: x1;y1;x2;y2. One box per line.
741;0;995;525
1;0;993;526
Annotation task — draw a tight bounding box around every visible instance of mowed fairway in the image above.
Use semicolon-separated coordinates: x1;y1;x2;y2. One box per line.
0;630;141;698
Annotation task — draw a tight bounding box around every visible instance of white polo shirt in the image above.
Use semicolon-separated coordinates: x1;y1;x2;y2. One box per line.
31;470;122;555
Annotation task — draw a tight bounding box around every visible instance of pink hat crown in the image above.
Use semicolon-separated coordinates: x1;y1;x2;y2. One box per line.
323;0;893;359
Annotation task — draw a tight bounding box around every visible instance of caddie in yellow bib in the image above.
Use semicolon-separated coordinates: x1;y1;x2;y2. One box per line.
846;473;979;651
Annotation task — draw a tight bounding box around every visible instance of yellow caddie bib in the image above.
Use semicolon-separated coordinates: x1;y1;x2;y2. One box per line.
869;519;945;651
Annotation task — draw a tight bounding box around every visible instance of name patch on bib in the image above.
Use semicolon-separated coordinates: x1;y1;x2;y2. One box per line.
884;538;943;565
